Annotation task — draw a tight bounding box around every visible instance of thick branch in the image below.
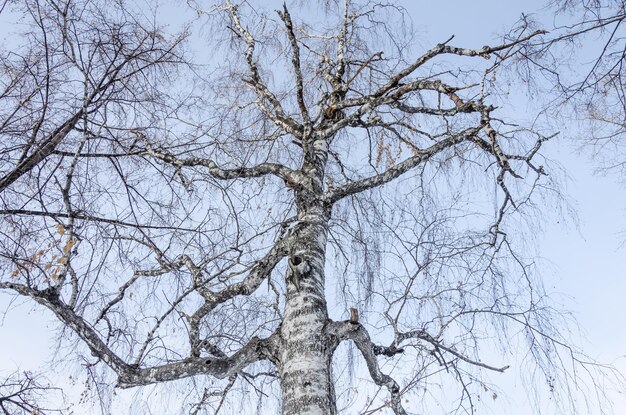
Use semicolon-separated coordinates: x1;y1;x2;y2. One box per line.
312;30;546;138
0;282;278;389
0;209;198;232
0;282;130;374
369;30;547;100
337;79;475;112
0;111;82;193
227;2;303;137
144;140;301;183
118;335;278;388
327;321;407;415
325;126;481;203
278;5;310;125
188;236;287;353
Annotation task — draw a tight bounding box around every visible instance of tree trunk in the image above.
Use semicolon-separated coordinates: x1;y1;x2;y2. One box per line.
278;205;336;415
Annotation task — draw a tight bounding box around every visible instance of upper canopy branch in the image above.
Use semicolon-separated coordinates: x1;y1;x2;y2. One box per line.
311;28;546;139
316;74;484;139
335;79;478;113
324;126;482;203
227;2;304;138
277;4;310;126
363;29;547;101
0;7;185;195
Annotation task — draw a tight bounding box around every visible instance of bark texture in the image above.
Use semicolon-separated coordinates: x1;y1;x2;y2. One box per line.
279;215;334;414
278;120;335;413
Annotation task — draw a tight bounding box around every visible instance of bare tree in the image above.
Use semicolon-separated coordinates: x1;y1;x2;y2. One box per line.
0;1;620;414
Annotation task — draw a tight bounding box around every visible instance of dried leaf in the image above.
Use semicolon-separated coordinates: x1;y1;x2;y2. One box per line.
63;238;76;254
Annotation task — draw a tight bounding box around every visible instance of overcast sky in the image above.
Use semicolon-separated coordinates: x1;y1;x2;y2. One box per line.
1;1;625;414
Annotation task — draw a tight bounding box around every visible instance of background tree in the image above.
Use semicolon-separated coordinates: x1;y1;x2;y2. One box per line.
0;0;621;414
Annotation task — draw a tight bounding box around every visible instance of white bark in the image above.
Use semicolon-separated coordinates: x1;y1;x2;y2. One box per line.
279;215;335;414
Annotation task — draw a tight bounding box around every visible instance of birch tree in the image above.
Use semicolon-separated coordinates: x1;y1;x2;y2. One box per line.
0;0;618;414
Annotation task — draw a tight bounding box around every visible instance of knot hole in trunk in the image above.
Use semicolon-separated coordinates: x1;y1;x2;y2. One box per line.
289;251;312;291
290;253;311;276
